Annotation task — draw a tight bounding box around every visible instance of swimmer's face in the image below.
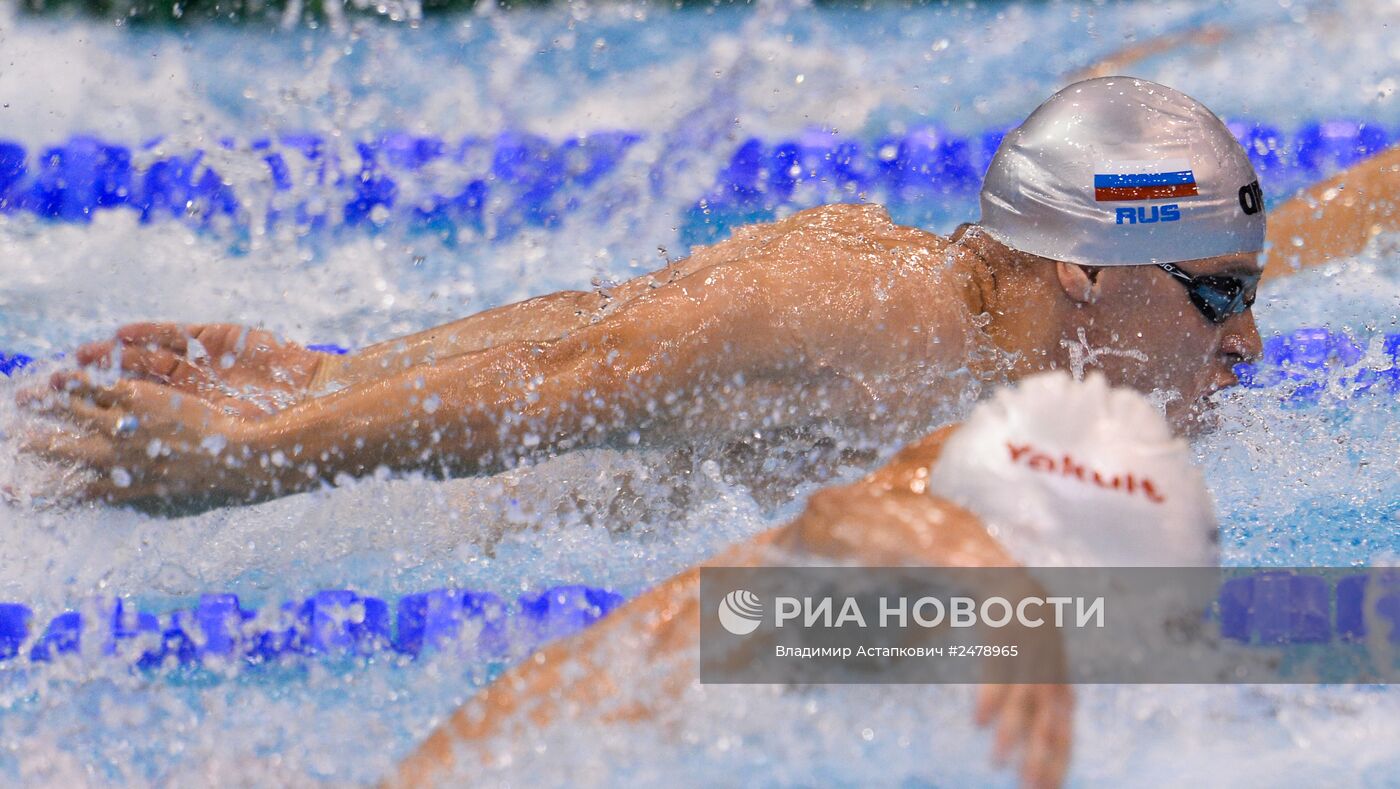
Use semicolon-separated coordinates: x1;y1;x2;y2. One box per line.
1063;252;1264;429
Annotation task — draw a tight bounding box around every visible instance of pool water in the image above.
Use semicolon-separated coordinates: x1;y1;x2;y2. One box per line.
1;0;1399;784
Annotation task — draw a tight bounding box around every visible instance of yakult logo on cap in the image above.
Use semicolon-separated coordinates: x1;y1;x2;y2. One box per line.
1006;442;1167;504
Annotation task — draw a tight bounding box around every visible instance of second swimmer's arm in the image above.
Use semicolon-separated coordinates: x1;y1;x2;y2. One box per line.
394;434;1070;789
1264;144;1400;278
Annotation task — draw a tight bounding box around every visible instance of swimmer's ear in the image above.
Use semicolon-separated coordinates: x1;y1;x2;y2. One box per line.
1054;262;1103;305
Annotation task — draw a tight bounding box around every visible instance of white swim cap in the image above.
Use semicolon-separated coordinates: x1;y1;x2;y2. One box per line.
979;76;1266;267
927;372;1217;567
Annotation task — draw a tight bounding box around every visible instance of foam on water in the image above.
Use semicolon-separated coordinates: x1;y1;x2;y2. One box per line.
1;0;1399;784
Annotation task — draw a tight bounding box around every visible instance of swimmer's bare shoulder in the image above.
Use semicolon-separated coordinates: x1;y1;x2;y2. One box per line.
632;203;950;282
662;203;980;372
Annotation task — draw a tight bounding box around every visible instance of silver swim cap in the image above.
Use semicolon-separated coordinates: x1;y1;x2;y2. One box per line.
979;77;1266;267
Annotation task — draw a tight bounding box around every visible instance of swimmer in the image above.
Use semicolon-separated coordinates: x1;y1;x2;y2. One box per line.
390;372;1219;789
17;76;1394;508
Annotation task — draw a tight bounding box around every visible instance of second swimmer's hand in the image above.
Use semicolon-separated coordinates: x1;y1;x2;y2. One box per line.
778;487;1073;788
974;573;1074;789
18;373;277;507
74;323;324;419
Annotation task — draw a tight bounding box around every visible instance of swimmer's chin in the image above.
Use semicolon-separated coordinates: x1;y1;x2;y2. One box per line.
1171;388;1236;437
1175;402;1219;437
1147;387;1206;436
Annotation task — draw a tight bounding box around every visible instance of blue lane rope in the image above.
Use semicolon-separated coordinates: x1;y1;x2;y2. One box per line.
0;571;1396;671
0;121;1390;236
0;585;625;668
7;328;1400;407
1232;328;1400;406
0;352;33;377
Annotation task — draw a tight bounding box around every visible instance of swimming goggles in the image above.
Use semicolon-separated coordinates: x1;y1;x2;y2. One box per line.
1156;261;1259;324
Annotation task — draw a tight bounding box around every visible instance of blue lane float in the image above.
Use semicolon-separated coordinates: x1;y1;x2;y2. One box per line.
1;572;1397;672
0;351;33;376
1233;327;1400;406
0;120;1390;237
0;130;645;239
1;585;625;670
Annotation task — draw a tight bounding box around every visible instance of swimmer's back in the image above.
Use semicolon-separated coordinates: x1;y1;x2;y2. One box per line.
583;203;983;389
610;203;955;302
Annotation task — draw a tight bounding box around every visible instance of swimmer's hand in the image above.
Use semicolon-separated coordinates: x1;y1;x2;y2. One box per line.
975;682;1073;789
973;576;1074;789
17;373;272;508
779;484;1073;789
75;323;323;419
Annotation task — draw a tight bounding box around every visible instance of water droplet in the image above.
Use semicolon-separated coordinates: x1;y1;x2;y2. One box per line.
423;394;441;414
111;467;132;488
186;337;210;362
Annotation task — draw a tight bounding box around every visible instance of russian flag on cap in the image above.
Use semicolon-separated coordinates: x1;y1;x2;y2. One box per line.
1094;159;1199;202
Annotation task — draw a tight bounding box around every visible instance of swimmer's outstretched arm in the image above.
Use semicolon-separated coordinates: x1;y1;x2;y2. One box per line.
76;239;721;409
22;253;861;506
309;291;602;391
392;427;1072;789
69;291;609;415
1263;143;1400;279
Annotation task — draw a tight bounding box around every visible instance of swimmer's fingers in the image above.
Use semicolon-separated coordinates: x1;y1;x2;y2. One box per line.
58;376;139;408
18;427;150;504
74;338;117;368
20;427;117;471
975;682;1009;727
1021;684;1073;789
82;327;218;390
991;684;1034;766
114;322;192;355
112;345;217;390
36;372;137;409
14;381;53;410
75;323;190;369
74;474;147;505
24;393;124;434
15;372;106;410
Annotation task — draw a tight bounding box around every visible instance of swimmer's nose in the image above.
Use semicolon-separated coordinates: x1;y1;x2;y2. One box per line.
1219;309;1262;364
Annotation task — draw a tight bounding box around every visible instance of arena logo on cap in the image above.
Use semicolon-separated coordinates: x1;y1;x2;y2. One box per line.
1238;180;1264;216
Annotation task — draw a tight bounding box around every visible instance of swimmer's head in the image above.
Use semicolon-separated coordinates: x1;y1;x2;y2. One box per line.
966;77;1265;425
927;371;1218;567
